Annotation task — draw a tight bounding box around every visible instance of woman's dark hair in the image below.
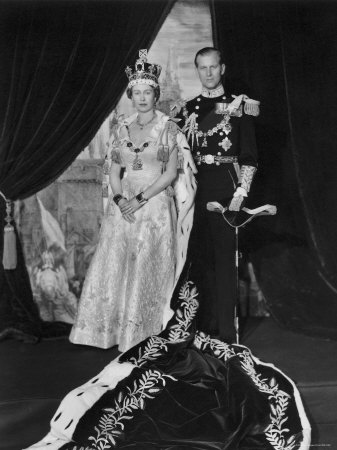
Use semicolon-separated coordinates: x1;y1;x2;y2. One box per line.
126;85;160;102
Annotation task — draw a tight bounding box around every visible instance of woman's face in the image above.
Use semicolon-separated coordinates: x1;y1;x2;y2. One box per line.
131;84;156;113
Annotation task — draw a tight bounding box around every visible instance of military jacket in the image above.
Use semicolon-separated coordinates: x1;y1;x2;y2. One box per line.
174;93;258;201
175;93;258;169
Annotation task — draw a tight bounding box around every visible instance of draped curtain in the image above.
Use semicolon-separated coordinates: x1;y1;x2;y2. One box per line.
0;0;174;342
211;0;337;339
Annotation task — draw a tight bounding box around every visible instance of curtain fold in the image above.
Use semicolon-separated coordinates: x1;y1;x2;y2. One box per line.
0;0;175;342
211;0;337;340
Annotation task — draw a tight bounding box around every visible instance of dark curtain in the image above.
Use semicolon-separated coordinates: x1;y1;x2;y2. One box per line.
211;0;337;340
0;0;175;342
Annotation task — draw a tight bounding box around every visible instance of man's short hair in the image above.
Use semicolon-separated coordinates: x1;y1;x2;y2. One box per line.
194;47;224;67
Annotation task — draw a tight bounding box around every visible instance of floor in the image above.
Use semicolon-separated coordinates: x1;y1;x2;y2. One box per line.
1;318;336;449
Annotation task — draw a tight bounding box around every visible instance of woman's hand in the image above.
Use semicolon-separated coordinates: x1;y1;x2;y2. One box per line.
117;198;134;223
120;198;142;213
122;212;136;223
118;198;142;222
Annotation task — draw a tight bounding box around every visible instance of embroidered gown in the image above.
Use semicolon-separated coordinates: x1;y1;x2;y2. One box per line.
26;278;311;450
69;112;196;352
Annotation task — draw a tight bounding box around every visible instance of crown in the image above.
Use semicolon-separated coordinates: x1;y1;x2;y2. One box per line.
125;49;162;89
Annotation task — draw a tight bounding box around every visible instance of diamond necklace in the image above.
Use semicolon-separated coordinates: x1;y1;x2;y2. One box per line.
136;112;156;130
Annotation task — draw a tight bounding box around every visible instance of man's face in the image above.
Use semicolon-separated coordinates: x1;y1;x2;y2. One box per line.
195;52;225;90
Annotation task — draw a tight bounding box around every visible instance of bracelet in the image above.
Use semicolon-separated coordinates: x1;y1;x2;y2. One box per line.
113;194;125;205
135;192;148;205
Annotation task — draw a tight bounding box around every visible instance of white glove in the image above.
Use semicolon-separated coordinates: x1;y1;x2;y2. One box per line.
228;187;247;211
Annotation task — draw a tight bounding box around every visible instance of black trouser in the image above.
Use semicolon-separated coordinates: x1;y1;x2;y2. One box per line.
183;163;239;342
189;193;237;343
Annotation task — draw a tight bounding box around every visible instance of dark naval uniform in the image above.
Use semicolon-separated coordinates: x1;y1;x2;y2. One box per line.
174;87;258;342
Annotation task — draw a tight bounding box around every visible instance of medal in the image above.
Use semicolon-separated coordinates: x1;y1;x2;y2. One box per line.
218;137;232;151
201;136;208;147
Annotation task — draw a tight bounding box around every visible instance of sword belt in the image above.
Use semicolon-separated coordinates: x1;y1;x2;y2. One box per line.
193;154;238;165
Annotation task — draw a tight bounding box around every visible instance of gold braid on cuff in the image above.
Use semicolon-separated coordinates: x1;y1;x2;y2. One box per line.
239;165;257;193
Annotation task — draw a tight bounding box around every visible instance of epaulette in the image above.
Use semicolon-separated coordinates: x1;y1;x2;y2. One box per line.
170;95;198;117
231;94;260;116
243;98;260;116
170;99;187;118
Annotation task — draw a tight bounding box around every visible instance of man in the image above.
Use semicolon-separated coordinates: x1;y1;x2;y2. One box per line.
173;47;259;343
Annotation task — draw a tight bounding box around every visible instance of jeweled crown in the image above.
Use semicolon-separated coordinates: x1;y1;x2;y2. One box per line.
125;49;162;88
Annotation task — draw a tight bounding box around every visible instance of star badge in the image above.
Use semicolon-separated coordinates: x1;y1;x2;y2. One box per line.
218;137;232;151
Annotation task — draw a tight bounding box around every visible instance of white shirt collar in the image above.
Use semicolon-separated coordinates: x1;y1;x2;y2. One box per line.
201;85;225;98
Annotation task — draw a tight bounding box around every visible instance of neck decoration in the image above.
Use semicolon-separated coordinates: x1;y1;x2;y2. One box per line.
126;141;149;170
136;112;156;130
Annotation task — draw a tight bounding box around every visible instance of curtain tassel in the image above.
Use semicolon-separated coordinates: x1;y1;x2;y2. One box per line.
1;193;17;270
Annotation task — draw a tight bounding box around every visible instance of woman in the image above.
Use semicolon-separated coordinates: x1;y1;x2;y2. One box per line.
26;52;310;450
69;50;197;352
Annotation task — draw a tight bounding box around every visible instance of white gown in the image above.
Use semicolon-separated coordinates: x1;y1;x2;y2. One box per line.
69;111;196;351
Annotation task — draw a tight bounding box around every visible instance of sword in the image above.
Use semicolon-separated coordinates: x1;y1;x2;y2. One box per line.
206;202;277;344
